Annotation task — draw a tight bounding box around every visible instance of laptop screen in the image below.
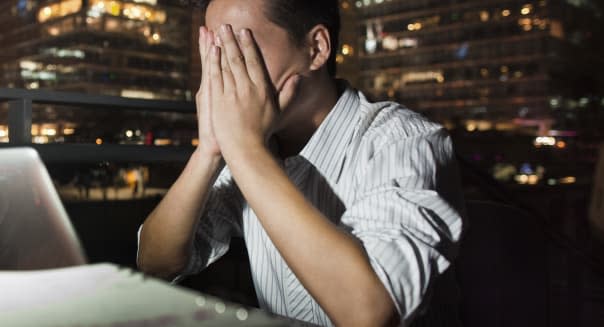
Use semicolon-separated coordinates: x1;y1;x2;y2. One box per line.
0;147;86;270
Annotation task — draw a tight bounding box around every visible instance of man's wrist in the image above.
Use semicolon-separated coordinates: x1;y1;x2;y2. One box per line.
221;139;272;169
191;147;225;176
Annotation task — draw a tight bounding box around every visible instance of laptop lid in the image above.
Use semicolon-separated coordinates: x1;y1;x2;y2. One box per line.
0;147;87;270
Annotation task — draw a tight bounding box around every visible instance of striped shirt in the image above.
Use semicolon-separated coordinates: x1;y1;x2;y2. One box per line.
177;83;465;326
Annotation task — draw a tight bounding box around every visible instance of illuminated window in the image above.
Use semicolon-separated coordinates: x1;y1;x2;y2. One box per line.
518;17;533;31
133;0;157;5
0;126;7;138
365;23;377;54
341;44;354;56
365;38;377;54
38;0;82;23
407;22;422;31
401;71;445;85
521;4;533;15
107;1;122;16
381;36;398;51
88;0;166;23
150;32;161;44
399;38;418;48
121;89;155;99
105;17;121;31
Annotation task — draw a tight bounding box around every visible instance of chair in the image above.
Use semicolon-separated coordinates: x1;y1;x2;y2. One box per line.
456;200;549;327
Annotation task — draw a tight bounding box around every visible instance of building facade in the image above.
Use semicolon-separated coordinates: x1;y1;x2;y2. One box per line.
352;0;603;134
0;0;191;100
0;0;194;144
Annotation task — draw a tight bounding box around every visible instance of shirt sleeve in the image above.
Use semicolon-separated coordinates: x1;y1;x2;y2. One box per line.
340;128;465;321
179;166;244;278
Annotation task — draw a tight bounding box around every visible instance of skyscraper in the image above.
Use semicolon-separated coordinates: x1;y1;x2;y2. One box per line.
0;0;195;144
352;0;603;134
0;0;191;101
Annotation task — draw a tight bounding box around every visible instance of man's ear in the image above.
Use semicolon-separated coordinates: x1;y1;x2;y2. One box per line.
306;25;332;72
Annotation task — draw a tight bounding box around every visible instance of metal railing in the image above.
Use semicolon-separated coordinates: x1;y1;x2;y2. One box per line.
0;87;196;164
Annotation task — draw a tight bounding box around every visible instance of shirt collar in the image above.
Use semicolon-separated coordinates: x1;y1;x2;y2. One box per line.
292;80;360;182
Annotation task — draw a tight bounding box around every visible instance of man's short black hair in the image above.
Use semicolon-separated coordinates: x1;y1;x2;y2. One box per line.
187;0;341;76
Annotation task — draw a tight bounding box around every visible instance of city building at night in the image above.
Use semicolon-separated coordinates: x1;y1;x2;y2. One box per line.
0;0;193;143
352;0;604;135
0;0;191;99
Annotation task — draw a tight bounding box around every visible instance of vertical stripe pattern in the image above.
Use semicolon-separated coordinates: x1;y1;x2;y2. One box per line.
145;81;465;326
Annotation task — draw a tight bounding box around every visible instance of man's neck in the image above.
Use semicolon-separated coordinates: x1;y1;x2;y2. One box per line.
275;76;341;159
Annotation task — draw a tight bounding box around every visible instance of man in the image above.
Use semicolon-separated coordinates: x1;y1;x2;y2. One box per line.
137;0;465;326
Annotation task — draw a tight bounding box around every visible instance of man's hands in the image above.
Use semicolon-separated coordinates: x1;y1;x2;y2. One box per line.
209;24;279;156
196;24;300;160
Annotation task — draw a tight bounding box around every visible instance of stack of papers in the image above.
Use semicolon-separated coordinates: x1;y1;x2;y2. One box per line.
0;264;291;326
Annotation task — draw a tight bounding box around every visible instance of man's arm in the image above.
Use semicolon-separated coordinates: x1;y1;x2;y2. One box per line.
228;146;400;327
137;149;223;280
137;27;224;280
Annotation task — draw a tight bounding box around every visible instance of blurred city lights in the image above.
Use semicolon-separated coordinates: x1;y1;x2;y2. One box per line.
154;139;172;146
534;136;556;147
559;176;577;185
521;4;533;15
515;174;529;184
341;44;354;56
33;136;49;144
556;141;567;149
41;127;57;136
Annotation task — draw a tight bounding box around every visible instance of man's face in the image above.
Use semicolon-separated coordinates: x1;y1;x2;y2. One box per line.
204;0;309;96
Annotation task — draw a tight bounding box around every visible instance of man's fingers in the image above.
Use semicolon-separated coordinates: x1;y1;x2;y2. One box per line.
210;45;224;95
215;34;235;90
198;27;207;89
219;25;249;84
238;28;270;87
199;28;215;89
199;26;207;59
201;32;212;100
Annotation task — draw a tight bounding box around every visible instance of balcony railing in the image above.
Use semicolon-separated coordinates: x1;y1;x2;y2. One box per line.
0;87;196;163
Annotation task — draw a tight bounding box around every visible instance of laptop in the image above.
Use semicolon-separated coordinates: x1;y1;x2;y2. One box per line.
0;147;87;270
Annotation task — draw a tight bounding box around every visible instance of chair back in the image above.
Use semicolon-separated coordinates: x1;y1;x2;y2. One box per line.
456;200;549;327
